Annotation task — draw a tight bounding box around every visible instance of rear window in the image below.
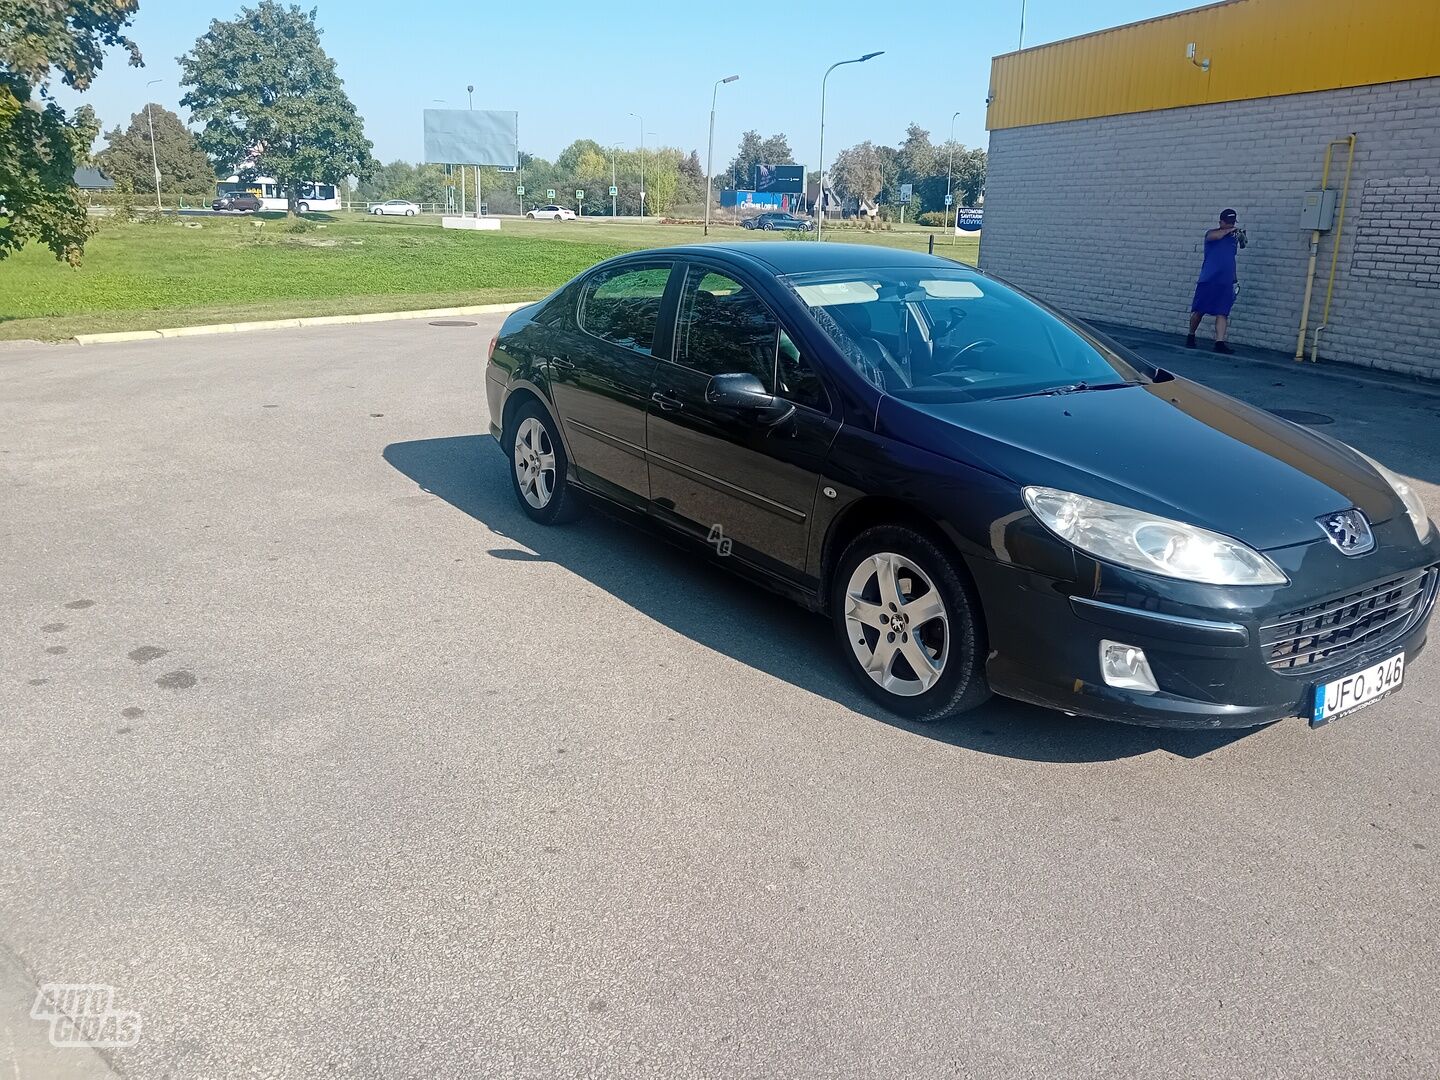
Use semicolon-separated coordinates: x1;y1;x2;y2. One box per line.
579;264;671;354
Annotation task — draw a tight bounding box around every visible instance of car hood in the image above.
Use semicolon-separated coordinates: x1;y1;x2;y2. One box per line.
880;377;1398;551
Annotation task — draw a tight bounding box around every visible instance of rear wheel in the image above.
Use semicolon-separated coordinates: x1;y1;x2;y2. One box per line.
298;202;310;213
830;525;989;721
505;402;581;524
762;221;774;231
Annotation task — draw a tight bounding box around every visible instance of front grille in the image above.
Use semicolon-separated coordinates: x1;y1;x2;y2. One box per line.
1261;568;1437;674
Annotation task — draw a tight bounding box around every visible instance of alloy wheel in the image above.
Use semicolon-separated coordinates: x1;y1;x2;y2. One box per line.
513;417;557;509
843;552;949;697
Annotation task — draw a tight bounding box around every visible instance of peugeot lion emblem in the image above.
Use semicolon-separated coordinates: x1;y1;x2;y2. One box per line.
1318;509;1375;556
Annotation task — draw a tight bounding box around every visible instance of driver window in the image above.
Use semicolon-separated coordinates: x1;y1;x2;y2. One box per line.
675;269;777;385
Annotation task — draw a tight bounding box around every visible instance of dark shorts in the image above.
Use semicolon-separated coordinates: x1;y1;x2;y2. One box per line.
1192;279;1237;316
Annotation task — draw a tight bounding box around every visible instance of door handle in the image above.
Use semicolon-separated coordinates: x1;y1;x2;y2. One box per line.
549;356;575;370
651;391;684;412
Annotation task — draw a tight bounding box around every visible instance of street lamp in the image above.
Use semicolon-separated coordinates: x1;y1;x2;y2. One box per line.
146;78;163;214
816;51;883;239
704;74;739;237
629;112;646;217
1019;0;1027;50
945;109;961;240
466;84;474;109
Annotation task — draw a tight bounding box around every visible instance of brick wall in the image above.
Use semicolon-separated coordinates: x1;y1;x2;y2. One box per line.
979;77;1440;379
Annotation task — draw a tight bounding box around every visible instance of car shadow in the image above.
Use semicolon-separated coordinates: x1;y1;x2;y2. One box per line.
383;435;1258;764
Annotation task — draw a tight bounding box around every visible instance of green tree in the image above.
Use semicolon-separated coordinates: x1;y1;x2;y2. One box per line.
97;104;216;195
724;130;794;190
831;140;885;203
1;0;141;264
178;1;373;216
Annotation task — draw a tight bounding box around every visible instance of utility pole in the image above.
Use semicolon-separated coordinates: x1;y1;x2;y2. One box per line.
611;148;617;217
945;109;961;243
816;52;883;239
630;112;645;217
704;75;739;236
146;78;163;214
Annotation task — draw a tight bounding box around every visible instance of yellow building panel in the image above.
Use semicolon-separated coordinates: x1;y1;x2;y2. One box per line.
987;0;1440;130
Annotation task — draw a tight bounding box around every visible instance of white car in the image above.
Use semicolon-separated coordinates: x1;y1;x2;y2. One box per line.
526;204;576;221
371;199;420;217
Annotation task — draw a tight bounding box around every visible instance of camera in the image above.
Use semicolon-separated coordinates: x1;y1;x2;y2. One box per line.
1234;226;1247;248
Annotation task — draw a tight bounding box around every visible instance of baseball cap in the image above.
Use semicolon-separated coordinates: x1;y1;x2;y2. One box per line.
1220;208;1238;221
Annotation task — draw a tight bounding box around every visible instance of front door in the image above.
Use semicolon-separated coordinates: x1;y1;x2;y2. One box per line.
547;261;675;503
645;263;839;583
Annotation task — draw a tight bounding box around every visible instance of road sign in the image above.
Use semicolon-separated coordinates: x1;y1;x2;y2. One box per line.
516;185;524;196
899;183;912;205
608;185;617;197
944;193;954;207
546;188;555;199
576;189;584;200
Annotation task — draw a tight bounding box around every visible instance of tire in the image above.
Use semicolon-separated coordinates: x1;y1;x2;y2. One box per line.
406;209;415;216
761;221;774;231
505;400;582;525
298;202;310;213
830;525;989;722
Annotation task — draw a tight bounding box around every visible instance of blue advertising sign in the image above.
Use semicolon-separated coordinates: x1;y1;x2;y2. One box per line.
955;208;984;232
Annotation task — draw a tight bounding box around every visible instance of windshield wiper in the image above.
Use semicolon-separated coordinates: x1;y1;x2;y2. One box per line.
995;380;1143;401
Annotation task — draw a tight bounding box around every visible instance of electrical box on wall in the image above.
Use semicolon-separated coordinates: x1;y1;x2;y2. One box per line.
1300;188;1338;231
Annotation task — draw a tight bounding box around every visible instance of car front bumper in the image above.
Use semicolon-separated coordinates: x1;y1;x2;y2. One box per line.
968;536;1439;730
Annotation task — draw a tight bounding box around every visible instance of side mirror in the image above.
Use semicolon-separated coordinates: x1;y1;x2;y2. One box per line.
705;373;795;426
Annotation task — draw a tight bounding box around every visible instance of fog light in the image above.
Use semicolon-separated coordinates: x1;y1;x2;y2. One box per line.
1100;640;1159;693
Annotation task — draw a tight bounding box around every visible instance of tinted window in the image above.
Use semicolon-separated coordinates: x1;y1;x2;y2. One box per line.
579;265;671;354
786;268;1148;402
777;330;829;412
675;269;778;384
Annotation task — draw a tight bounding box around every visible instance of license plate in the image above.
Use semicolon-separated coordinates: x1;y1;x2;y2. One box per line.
1311;652;1404;727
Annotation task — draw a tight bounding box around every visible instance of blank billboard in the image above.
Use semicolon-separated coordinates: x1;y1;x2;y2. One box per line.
423;109;518;167
752;164;804;194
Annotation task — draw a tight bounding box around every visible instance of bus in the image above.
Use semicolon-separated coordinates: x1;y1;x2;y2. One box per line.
216;175;341;212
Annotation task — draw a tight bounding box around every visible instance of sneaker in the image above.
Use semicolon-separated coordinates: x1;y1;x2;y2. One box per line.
1214;341;1234;355
1185;334;1197;348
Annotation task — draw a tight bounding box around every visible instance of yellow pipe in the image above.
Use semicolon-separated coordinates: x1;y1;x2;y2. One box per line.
1310;133;1358;363
1294;139;1347;361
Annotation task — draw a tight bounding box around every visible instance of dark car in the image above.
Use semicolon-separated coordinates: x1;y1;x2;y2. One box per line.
743;212;813;232
485;243;1437;729
212;192;262;212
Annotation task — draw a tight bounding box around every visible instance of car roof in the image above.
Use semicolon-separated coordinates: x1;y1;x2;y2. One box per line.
640;242;973;277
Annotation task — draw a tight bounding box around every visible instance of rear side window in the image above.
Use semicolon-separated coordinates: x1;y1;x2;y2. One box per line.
579;265;671;354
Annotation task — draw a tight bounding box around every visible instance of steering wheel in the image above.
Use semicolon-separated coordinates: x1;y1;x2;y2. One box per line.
954;338;999;358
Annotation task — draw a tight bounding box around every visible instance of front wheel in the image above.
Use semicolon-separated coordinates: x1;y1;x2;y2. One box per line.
506;402;582;524
406;209;415;216
830;525;989;721
761;221;774;231
297;202;309;213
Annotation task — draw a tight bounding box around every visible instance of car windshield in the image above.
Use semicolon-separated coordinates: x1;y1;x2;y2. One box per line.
784;267;1149;402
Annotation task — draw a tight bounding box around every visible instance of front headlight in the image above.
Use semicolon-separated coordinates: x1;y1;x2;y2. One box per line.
1354;450;1432;542
1023;486;1288;586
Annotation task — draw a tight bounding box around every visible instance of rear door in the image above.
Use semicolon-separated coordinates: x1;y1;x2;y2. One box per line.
645;261;838;582
546;260;678;503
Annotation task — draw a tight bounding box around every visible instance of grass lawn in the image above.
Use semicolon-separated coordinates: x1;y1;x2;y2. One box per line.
1;212;979;341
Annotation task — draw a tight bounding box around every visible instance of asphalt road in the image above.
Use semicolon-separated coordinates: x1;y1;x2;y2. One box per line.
2;319;1438;1079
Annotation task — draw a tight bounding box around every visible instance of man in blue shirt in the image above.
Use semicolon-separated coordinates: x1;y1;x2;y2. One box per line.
1187;208;1245;355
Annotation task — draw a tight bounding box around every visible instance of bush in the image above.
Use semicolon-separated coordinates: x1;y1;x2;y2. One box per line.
916;210;951;227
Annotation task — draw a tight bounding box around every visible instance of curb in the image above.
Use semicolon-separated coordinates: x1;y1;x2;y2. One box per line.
72;302;532;345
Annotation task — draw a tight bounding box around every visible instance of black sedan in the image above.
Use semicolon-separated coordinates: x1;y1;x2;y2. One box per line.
742;212;813;232
484;243;1437;729
212;192;262;212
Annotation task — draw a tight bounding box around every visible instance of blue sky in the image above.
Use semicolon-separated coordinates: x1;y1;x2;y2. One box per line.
56;0;1186;167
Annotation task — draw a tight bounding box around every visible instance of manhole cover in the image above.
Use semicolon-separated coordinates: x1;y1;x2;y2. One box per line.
429;319;477;327
1268;408;1335;425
